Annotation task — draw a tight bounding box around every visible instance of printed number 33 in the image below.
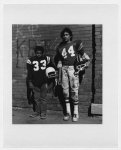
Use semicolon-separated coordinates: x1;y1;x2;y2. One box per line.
33;60;46;71
62;46;75;58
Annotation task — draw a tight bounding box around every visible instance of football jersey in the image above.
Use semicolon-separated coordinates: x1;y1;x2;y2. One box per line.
27;55;51;87
56;41;84;66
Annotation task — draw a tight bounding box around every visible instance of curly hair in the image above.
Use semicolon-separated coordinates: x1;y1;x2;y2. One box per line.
60;27;73;41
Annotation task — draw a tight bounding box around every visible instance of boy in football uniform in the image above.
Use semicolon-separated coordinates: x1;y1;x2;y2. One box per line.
26;46;55;119
54;27;90;122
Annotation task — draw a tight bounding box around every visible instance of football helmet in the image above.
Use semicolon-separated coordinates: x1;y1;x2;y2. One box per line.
46;67;56;78
76;63;87;71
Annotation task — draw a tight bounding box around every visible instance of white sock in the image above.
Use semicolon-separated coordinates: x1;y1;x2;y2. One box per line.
66;103;71;114
74;105;79;116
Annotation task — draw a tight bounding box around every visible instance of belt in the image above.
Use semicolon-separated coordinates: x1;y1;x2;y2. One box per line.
62;65;74;68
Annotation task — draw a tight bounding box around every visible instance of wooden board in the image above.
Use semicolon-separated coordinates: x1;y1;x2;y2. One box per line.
91;103;102;115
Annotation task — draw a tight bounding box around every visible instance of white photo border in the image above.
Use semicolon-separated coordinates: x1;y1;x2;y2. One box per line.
1;3;119;149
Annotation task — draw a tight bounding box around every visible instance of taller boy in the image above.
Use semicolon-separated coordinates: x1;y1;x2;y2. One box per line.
54;27;87;122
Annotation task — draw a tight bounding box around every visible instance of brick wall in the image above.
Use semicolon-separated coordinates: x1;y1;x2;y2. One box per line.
12;24;102;114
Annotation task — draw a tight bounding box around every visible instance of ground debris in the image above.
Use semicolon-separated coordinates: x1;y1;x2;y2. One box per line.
13;106;23;110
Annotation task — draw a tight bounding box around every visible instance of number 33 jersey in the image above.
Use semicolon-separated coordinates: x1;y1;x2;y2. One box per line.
26;55;51;86
56;42;78;66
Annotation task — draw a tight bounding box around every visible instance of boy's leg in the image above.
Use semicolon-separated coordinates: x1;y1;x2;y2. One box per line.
39;83;48;119
29;87;41;118
68;66;79;122
62;67;71;120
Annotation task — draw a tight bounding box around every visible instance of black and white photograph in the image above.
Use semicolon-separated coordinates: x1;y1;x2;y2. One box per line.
12;24;102;124
2;3;119;148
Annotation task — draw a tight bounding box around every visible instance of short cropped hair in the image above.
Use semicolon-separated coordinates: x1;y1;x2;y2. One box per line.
34;46;44;54
60;27;73;41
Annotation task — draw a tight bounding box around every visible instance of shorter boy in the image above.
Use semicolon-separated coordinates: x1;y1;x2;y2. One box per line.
26;46;56;119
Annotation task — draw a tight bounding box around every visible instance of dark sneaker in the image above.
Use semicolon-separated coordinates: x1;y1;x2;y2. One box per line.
40;114;47;119
72;114;79;122
63;113;70;121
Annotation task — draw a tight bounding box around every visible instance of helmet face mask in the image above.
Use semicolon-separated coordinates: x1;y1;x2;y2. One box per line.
46;67;56;79
48;71;56;78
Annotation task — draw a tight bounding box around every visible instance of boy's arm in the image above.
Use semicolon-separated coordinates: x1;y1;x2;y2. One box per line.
54;46;63;68
46;56;57;69
26;59;34;89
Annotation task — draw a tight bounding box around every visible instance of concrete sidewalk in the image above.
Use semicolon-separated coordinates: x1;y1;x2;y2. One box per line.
12;107;102;124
